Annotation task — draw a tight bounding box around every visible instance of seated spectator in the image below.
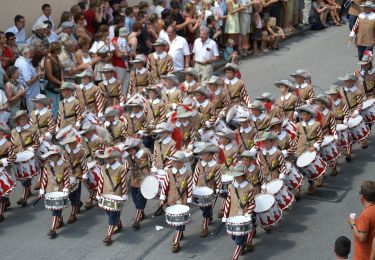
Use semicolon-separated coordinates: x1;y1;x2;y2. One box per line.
224;38;238;63
334;236;351;259
5;15;26;45
266;17;286;49
324;0;343;25
309;0;329;29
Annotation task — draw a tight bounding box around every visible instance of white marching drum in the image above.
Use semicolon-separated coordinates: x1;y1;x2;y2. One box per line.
360;99;375;124
296;151;327;180
44;192;69;210
320;136;341;162
266;179;294;211
87;161;101;191
0;168;15;197
165;204;191;226
56;125;80;140
140;175;160;199
221;174;233;194
226;215;252;236
98;194;125;212
191;186;214;207
336;124;352;147
285;162;304;192
14;151;38;180
254;193;282;228
348;115;370;142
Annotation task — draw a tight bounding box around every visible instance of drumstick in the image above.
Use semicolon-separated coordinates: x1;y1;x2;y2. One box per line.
32;196;43;207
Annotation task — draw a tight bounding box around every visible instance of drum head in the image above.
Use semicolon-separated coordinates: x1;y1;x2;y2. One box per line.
286;162;292;172
140;175;160;199
348;115;363;128
363;99;375;109
322;136;334;146
254;193;275;213
56;125;73;139
87;161;98;170
296;151;316;167
46;191;65;198
336;124;348;131
15;151;34;162
166;205;190;215
266;179;284;194
228;215;251;223
193;186;214;196
222;174;234;183
102;194;123;201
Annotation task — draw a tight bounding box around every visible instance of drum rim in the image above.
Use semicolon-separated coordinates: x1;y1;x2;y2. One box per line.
140;175;160;199
296;151;316;167
254;192;277;213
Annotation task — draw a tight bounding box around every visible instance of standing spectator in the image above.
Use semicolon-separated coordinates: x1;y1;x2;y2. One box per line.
15;45;42;112
27;22;48;45
0;31;15;70
60;40;90;83
170;0;189;37
90;32;115;83
44;42;64;119
5;15;26;45
148;14;160;44
225;0;243;45
166;25;191;82
128;22;143;55
184;2;203;52
238;0;252;55
192;26;219;85
85;0;110;35
124;7;136;34
136;12;152;55
349;180;375;260
150;0;166;18
213;0;226;33
58;22;77;43
73;12;93;41
75;37;96;71
57;11;73;34
5;66;25;128
334;236;351;259
44;21;59;44
109;15;124;40
33;4;56;31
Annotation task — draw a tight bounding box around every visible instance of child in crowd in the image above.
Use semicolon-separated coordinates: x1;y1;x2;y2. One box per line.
224;39;238;64
252;2;269;55
266;17;286;49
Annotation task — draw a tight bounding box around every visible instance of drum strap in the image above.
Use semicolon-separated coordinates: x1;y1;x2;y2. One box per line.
103;84;112;102
159;142;167;165
172;174;184;201
36;114;42;136
105;168;120;192
17;131;26;150
238;131;248;150
49;164;63;185
62;102;67;119
234;187;246;210
82;88;88;107
343;90;355;110
130;118;136;134
262;153;277;173
203;166;208;186
149;102;157;119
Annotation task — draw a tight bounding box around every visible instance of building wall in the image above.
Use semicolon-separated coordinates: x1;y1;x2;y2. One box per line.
0;0;151;38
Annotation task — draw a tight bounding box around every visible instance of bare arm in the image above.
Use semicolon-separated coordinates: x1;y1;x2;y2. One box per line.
44;57;62;86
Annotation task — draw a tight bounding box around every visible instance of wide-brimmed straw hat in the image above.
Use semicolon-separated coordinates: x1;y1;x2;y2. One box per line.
41;145;62;159
189;86;210;98
145;85;162;98
256;132;278;142
161;73;179;85
61;82;76;90
338;73;358;81
227;164;245;177
175;106;193;118
313;94;331;106
60;134;81;145
195;143;219;154
96;147;122;159
235;150;256;160
249;101;265;111
268;117;283;128
0;124;10;134
15;110;28;120
152;122;174;134
207;75;223;85
325;85;339;95
152;38;168;46
360;1;375;8
216;128;235;140
99;64;115;72
358;53;373;65
254;92;275;103
31;94;50;106
296;105;317;118
182;67;199;80
290;69;309;79
224;63;238;71
167;150;189;163
274;79;295;90
103;107;119;117
79;122;96;135
129;54;146;64
123;138;142;150
76;70;94;78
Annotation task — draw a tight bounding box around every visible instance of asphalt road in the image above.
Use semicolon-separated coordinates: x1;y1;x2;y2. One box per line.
1;26;372;260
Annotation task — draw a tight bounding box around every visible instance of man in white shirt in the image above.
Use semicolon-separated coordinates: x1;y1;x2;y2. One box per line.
193;26;219;86
33;4;56;31
167;25;190;82
150;0;166;18
5;15;26;45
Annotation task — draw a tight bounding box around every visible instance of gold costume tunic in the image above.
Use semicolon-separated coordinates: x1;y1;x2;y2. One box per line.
332;99;350;124
145;98;166;128
11;124;39;153
295;83;314;104
64;145;89;180
79;83;104;114
295;119;323;156
275;93;299;120
245;164;262;194
98;77;124;109
257;147;286;183
193;159;223;193
127;149;152;188
41;157;70;193
220;143;238;170
98;162;128;197
123;112;148;137
224;181;255;218
224;77;251;107
356;68;375;98
338;85;364;114
57;96;83;129
29;108;55;138
236;125;256;153
146;52;174;80
105;118;128;145
128;68;153;95
152;136;177;169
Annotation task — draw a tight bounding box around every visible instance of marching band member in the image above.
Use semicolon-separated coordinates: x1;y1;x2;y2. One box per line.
76;70;104;115
11;110;40;206
128;54;153;96
355;51;375;99
160;151;193;253
181;97;204;132
57;82;83;131
152;122;179;170
103;107;128;145
190;86;217;128
295;105;323;194
39;145;70;238
123;98;148;138
268;118;297;161
96;147;128;245
256;132;287;185
80;123;105;209
249;101;271;138
313;94;339;176
0;124;16;222
161;74;184;112
290;69;314;105
234;111;257;153
207;75;230;116
216;128;239;218
325;86;352;161
224;63;251;107
98;64;125;109
145;86;166;130
193;143;223;237
60;134;89;222
223;164;256;259
274;80;299;120
147;38;174;81
181;67;200;94
173;106;197;151
255;92;283;119
123;138;152;230
29;94;56;190
236;150;262;195
337;73;368;148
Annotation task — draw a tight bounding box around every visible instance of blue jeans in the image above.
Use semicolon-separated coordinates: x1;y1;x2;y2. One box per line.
201;206;213;219
232;235;247;246
106;210;121;225
68;183;81;206
45;90;60;120
131;187;147;209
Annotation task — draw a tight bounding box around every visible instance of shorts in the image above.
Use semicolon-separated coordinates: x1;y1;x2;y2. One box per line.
239;13;251;35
